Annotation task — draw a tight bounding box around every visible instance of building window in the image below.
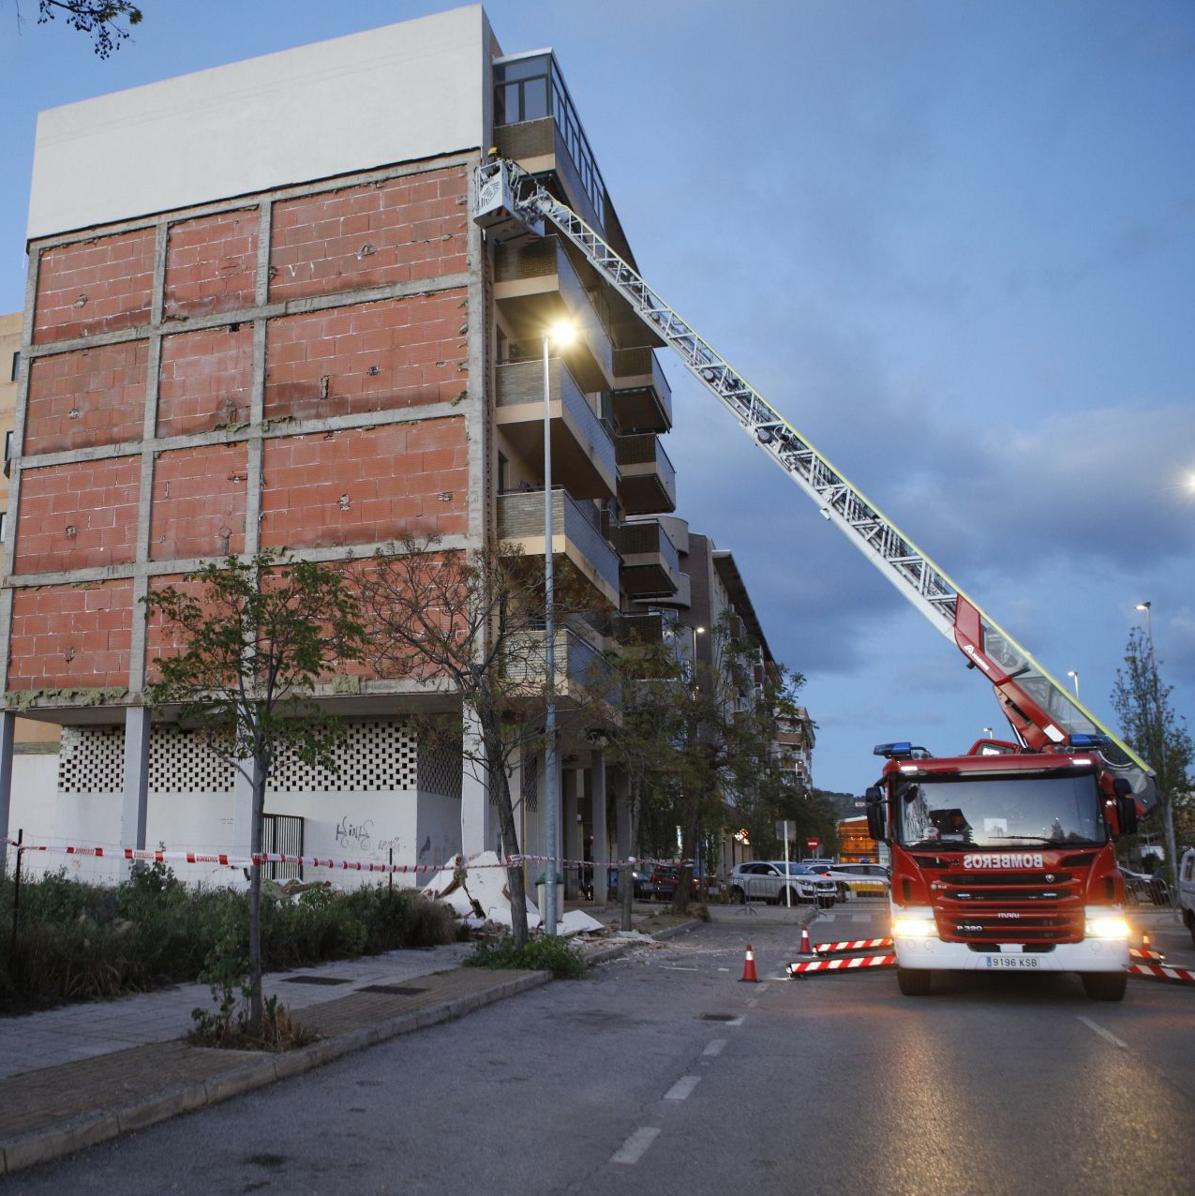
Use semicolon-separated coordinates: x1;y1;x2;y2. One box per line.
493;52;606;226
9;352;18;383
4;430;11;460
0;511;6;544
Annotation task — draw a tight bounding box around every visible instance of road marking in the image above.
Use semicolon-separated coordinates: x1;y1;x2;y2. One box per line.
817;913;836;923
703;1039;727;1057
660;965;699;972
1077;1016;1128;1050
611;1127;661;1164
664;1075;702;1101
746;997;759;1007
717;967;730;972
851;912;872;923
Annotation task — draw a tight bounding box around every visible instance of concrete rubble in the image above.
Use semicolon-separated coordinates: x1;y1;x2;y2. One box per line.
422;852;606;937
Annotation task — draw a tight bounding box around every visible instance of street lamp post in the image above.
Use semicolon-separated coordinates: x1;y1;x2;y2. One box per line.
1136;601;1179;906
1066;670;1080;699
541;320;576;936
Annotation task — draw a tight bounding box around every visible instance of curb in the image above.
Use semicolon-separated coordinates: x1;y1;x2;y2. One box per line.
583;917;704;967
0;970;549;1177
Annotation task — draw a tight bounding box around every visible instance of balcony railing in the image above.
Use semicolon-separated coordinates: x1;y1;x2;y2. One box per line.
611;520;681;600
494;237;613;392
497;488;620;605
505;628;617;703
615;433;677;515
495;359;617;499
611;347;672;434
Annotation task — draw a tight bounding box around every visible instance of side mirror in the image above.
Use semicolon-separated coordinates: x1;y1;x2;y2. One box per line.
1116;794;1137;836
865;785;883;803
866;795;886;843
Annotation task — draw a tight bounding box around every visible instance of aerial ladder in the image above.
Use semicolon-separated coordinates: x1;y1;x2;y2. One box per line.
474;159;1157;809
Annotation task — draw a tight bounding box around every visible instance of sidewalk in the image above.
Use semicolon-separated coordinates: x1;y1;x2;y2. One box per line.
0;910;697;1176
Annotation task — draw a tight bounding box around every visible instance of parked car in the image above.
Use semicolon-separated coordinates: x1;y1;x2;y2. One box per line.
607;863;655;901
727;861;836;907
1179;848;1195;946
649;865;721;902
1119;866;1170;906
831;862;891;897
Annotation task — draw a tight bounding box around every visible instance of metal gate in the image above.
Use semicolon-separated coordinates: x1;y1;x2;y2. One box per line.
262;813;304;881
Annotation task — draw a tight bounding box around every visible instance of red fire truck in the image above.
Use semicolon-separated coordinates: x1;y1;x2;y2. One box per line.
866;736;1138;1000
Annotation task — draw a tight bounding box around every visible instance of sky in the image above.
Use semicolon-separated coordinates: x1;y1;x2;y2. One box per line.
1;0;1192;796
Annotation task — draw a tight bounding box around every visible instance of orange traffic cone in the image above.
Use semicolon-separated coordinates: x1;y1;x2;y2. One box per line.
740;944;759;983
799;926;813;956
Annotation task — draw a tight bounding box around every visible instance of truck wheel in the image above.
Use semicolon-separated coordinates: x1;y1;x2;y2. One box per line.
1081;972;1127;1001
897;968;932;996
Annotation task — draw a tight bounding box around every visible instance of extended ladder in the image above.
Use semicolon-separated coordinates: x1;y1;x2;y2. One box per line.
474;160;1155;805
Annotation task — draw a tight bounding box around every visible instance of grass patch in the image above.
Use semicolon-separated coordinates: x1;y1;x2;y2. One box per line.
464;933;586;979
0;864;457;1015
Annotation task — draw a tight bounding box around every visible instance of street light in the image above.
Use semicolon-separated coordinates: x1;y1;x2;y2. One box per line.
1066;670;1080;698
1135;600;1179;906
540;318;576;936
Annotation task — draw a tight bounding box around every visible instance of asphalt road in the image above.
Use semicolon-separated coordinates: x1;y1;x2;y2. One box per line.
9;903;1195;1196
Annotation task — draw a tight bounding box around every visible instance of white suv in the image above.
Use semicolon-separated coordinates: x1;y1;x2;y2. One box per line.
1180;848;1195;947
728;862;836;907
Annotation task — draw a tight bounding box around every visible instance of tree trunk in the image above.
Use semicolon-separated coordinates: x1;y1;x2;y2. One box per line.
247;761;267;1034
481;721;528;947
672;801;700;916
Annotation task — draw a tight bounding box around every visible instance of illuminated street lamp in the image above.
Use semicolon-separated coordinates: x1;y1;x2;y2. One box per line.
540;319;576;936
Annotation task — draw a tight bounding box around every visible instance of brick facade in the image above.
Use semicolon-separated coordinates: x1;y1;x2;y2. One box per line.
7;157;477;702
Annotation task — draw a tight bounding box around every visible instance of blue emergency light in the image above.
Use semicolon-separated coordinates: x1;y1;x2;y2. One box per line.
1068;733;1110;750
873;742;913;758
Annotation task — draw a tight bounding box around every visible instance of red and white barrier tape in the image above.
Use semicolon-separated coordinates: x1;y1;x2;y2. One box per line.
787;954;897;976
1129;946;1166;963
813;938;893;955
1128;962;1195;986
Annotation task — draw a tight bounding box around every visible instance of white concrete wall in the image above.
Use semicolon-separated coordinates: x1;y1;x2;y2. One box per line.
28;5;489;239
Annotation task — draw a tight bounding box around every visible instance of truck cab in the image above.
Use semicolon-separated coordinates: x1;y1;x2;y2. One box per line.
866;740;1138;1001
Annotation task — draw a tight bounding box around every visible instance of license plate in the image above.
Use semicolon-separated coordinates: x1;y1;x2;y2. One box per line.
984;955;1039;969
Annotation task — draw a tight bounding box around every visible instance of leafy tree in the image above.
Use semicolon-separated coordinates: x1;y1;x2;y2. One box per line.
143;553;366;1032
1111;626;1193;896
22;1;143;56
356;538;596;949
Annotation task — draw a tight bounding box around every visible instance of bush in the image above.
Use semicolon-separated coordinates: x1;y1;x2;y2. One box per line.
0;870;459;1015
465;933;586;979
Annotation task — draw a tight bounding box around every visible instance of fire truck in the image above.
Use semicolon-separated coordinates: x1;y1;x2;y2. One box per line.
474;159;1156;1002
867;737;1137;1000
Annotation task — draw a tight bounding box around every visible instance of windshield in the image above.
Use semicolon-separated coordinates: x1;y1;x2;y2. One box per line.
897;771;1105;849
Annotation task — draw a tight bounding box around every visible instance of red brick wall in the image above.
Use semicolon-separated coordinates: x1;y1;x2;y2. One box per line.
264;291;467;423
33;228;155;344
24;341;148;455
260;419;467;550
157;325;254;438
143;573;195;681
14;456;141;574
150;444;248;561
8;581;133;689
269;166;468;302
164;210;259;319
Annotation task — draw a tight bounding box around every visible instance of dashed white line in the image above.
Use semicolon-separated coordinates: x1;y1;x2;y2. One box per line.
1077;1016;1128;1050
611;1126;661;1164
664;1075;702;1101
703;1038;727;1057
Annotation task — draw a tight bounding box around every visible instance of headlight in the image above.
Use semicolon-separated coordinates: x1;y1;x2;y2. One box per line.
892;907;936;939
1085;911;1131;940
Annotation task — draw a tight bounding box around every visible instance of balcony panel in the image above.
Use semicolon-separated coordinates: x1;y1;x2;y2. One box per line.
494;237;613;391
611;347;672;433
506;628;617;704
497;489;620;606
641;569;691;611
615;433;677;515
495;359;617;500
611;519;681;599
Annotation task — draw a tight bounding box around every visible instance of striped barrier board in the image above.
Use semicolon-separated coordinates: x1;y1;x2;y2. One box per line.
814;938;893;955
1129;946;1166;963
787;954;896;977
1128;962;1195;986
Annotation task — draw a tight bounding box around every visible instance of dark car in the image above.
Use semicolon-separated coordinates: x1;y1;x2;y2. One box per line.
608;862;655;901
650;864;721;902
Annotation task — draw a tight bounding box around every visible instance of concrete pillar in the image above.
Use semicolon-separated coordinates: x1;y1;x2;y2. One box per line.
563;768;579;897
0;712;14;877
232;758;263;858
459;704;495;857
591;753;608;905
120;709;151;870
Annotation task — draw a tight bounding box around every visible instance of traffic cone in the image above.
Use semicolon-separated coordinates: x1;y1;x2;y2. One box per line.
1143;931;1151;952
740;944;759;983
799;926;813;956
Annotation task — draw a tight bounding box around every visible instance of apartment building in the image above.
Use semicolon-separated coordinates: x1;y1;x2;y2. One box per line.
0;6;700;888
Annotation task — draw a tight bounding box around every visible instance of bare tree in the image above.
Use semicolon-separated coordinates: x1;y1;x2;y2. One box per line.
358;538;589;948
143;553;366;1032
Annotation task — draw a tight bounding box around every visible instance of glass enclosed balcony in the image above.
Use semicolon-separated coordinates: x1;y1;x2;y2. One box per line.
611;519;682;600
615;433;677;515
611;347;672;434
